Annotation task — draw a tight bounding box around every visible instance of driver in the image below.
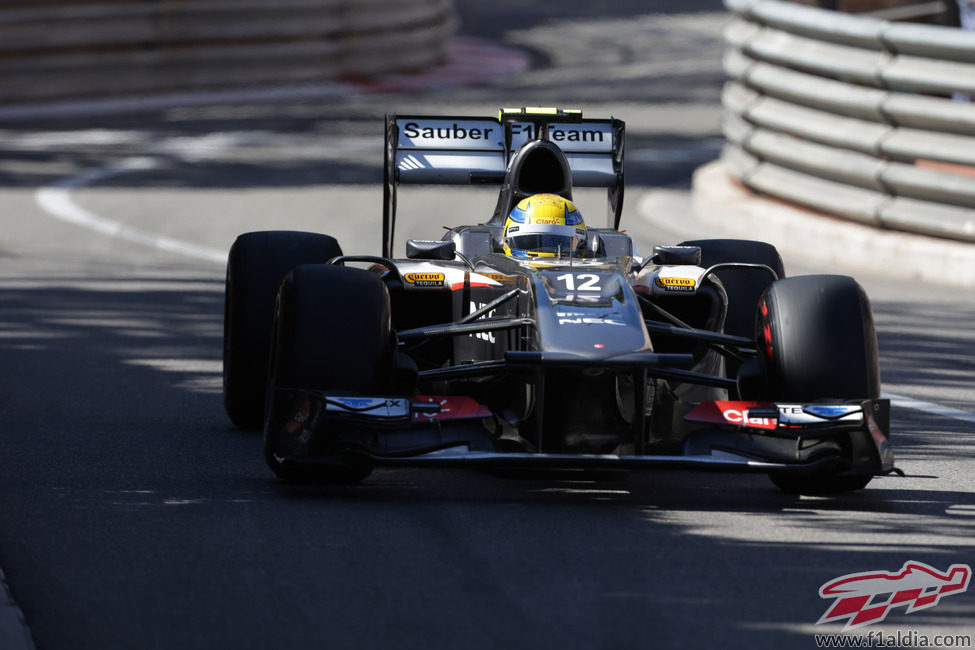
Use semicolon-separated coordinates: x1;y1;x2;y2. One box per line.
502;193;588;259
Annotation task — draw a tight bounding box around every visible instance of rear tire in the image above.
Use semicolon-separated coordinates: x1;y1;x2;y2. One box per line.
223;231;342;429
680;239;784;340
264;264;393;483
758;275;881;494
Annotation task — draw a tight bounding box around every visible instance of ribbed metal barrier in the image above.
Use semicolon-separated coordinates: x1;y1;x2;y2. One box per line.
0;0;455;105
723;0;975;241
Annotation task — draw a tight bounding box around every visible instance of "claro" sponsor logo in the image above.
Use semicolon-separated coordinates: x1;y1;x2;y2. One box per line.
722;408;776;430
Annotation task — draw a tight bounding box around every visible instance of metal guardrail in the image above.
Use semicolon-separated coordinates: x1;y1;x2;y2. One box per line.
0;0;455;105
723;0;975;241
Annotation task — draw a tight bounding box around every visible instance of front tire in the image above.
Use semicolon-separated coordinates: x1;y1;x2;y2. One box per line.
758;275;881;494
264;264;394;483
758;275;880;403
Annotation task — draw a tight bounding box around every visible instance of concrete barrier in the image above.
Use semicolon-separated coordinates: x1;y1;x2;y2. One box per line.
723;0;975;242
0;0;455;105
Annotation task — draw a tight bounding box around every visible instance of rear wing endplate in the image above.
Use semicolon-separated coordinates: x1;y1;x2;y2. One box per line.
382;108;625;257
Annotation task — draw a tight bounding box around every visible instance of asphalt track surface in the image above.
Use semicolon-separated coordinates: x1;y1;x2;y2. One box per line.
1;2;975;648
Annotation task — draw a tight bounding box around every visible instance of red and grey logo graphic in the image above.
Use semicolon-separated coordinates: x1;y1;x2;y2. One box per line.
817;561;971;630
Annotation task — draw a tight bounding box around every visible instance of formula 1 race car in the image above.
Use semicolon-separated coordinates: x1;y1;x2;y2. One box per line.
222;107;894;494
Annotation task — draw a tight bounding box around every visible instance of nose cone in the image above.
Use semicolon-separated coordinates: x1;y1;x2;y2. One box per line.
534;269;652;357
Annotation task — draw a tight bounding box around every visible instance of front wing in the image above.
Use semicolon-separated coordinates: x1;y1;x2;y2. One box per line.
268;389;894;478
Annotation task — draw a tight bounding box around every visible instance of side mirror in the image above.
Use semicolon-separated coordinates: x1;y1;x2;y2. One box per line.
406;239;457;260
652;245;702;266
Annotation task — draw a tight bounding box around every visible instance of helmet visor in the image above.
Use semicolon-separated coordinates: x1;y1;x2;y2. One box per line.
507;233;583;256
505;223;586;257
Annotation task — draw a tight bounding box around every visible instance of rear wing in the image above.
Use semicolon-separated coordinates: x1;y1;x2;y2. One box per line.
382;108;625;257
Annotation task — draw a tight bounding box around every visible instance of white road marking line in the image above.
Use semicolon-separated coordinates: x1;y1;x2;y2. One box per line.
884;392;975;424
34;157;226;264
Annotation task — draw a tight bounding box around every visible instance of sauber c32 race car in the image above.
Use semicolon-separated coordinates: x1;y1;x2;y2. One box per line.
222;107;894;494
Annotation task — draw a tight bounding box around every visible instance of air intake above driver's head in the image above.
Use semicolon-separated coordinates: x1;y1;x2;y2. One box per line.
514;141;572;198
490;140;574;224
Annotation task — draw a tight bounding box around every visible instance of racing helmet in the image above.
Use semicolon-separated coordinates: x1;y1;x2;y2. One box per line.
503;193;587;258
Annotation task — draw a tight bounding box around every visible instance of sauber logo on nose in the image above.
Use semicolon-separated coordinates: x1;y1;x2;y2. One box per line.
817;561;971;630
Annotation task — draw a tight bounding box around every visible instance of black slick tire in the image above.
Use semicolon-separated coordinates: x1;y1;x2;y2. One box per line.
758;274;880;494
680;238;785;340
264;264;393;483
